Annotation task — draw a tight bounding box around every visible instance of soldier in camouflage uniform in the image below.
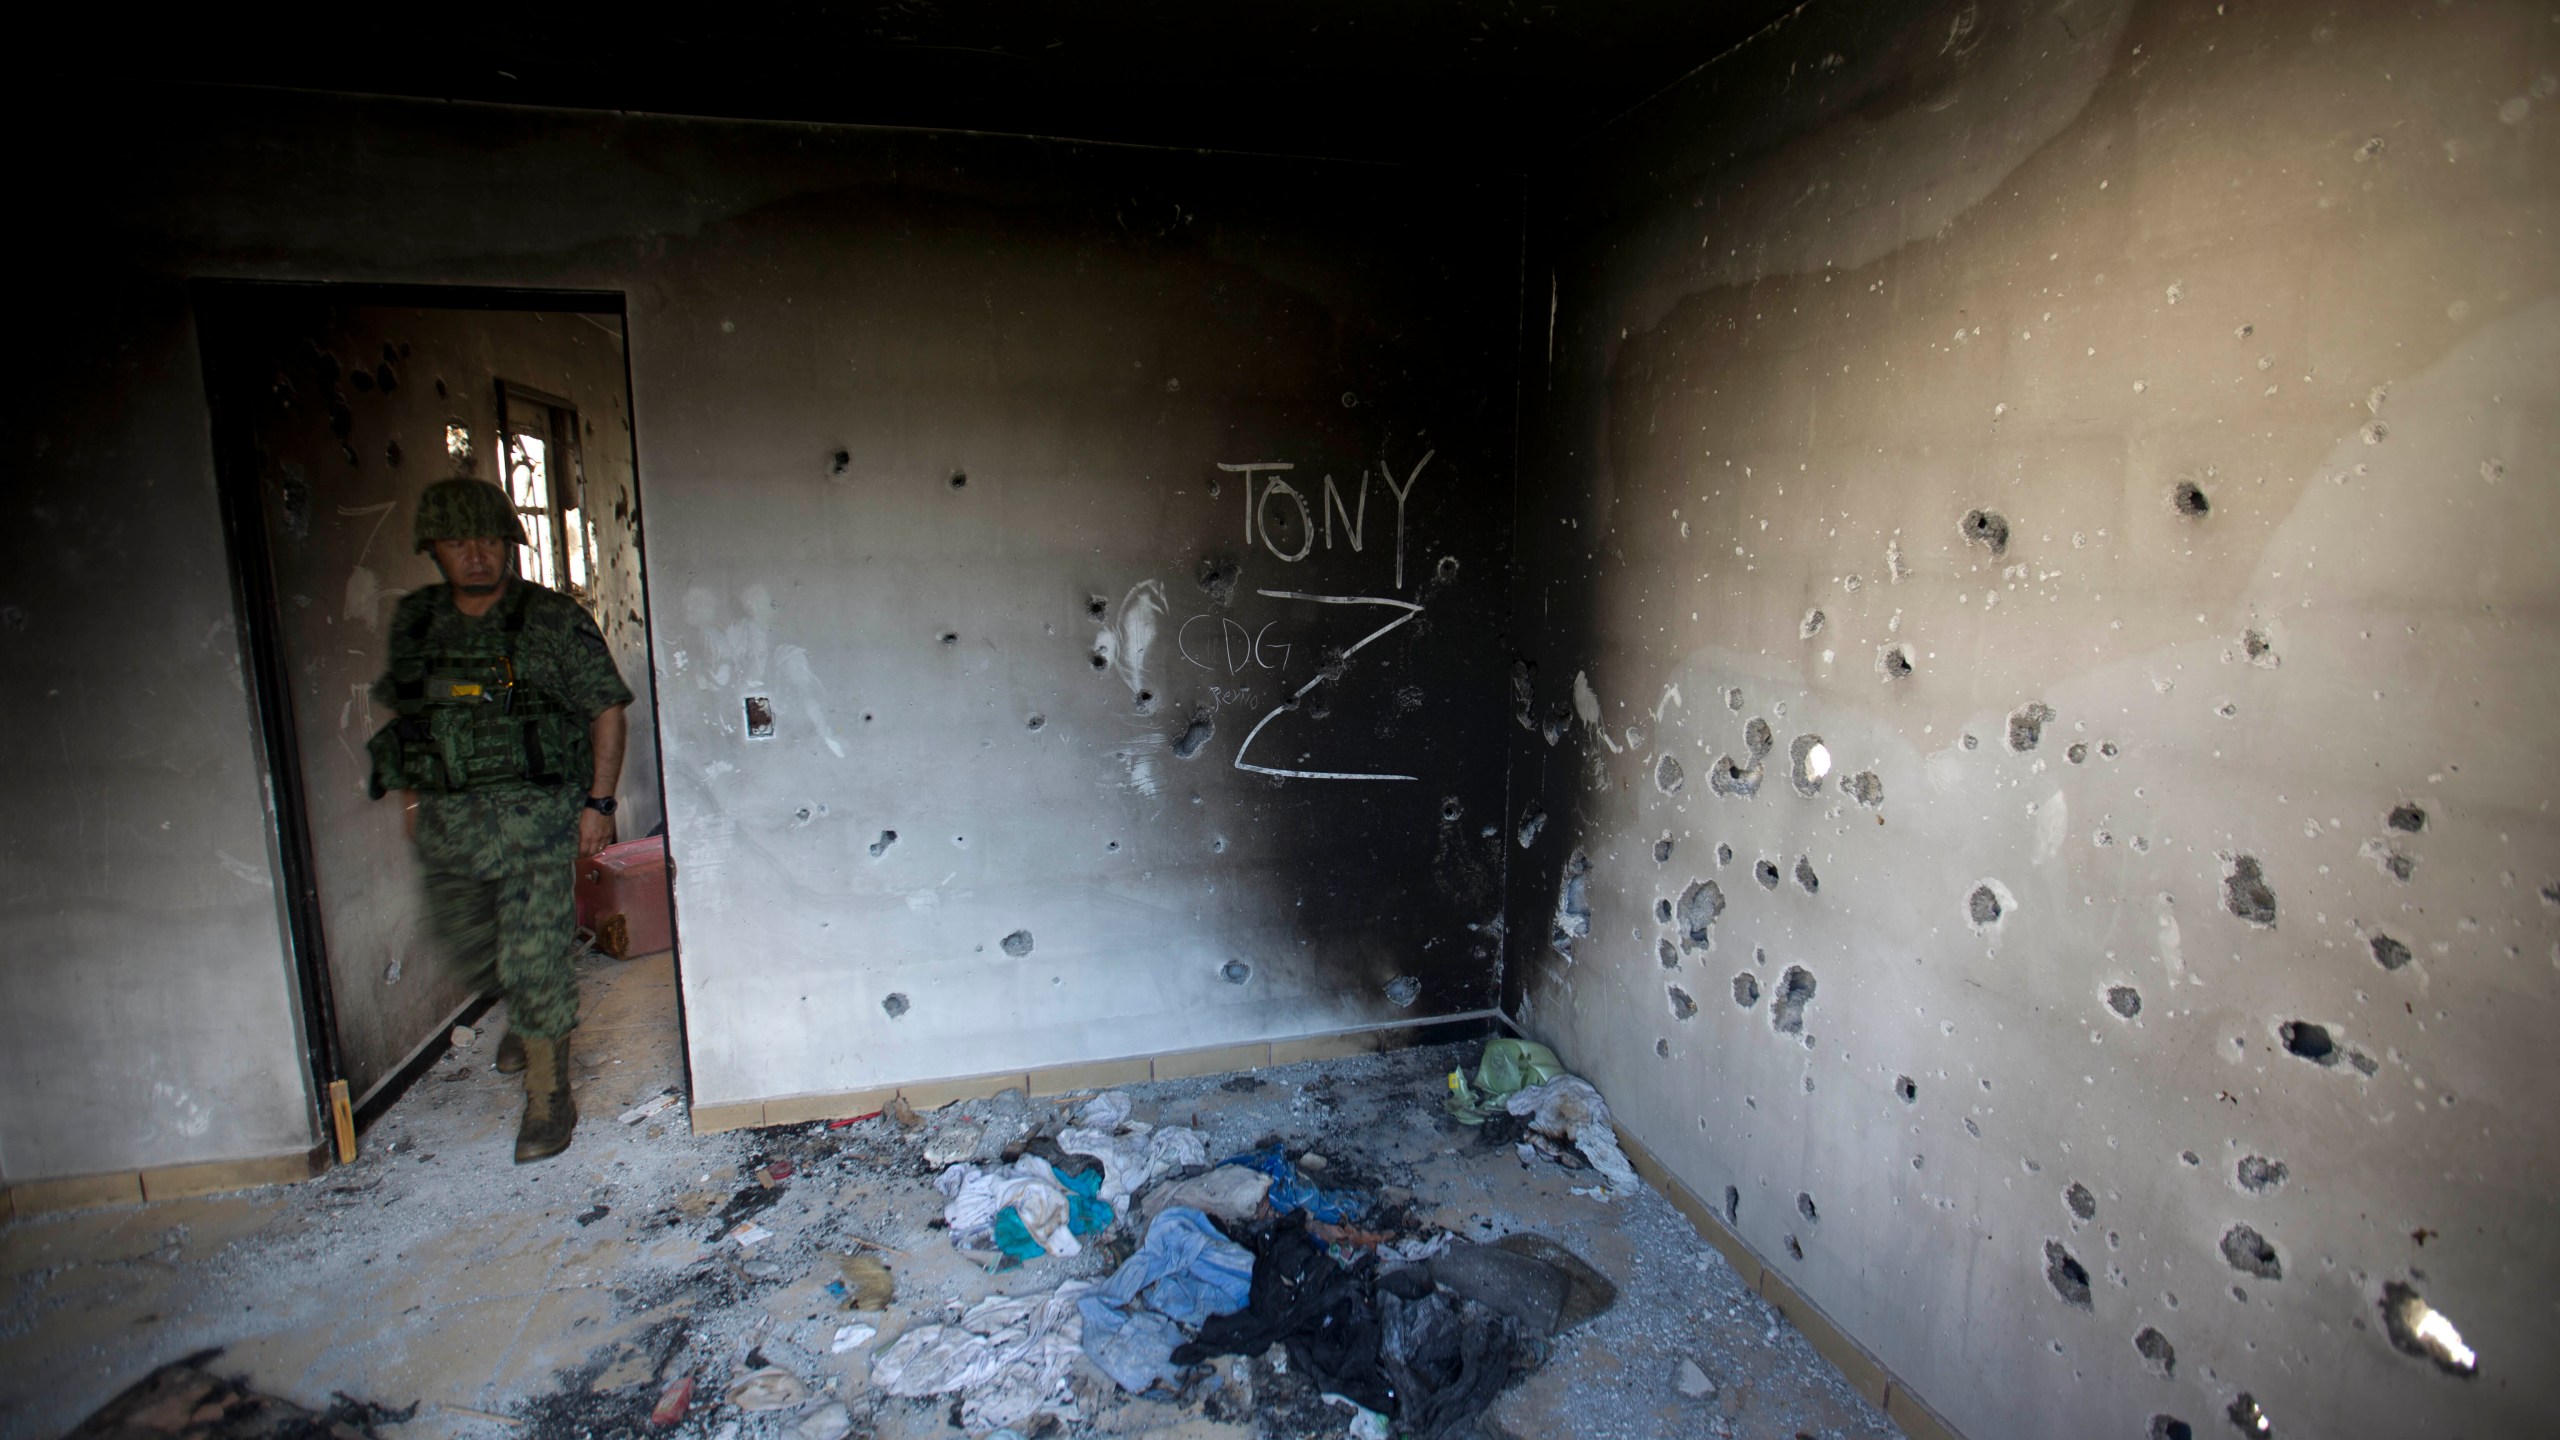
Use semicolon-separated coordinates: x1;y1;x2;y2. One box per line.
370;478;633;1163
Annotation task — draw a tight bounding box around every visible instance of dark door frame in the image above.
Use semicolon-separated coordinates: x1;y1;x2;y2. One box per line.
192;278;672;1136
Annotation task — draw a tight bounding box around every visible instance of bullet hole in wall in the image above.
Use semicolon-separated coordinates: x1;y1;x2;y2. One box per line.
1668;985;1697;1020
882;993;910;1019
1878;643;1915;680
1968;883;2004;927
1385;976;1422;1008
869;830;898;857
1655;837;1675;863
1961;508;2011;556
1715;842;1733;866
1744;717;1774;762
1756;859;1782;890
2379;1280;2479;1376
1726;687;1744;713
2220;1224;2282;1279
1733;973;1760;1006
831;450;850;476
1793;856;1820;894
2107;986;2142;1019
1000;930;1035;958
2172;480;2210;517
1710;756;1762;797
744;697;776;738
1796;1191;1818;1223
1770;966;1816;1034
2223;855;2278;928
1135;690;1156;714
1801;608;1826;639
1091;652;1109;669
2226;1393;2273;1436
941;632;959;645
1197;555;1240;604
1436;555;1460;582
1655;897;1674;925
2368;933;2413;971
2386;803;2427;834
2066;742;2088;765
949;470;968;489
2242;628;2277;667
1554;850;1593;943
1840;770;1885;807
1788;735;1831;796
2065;1182;2097;1221
1660;939;1681;970
2279;1020;2335;1064
2100;740;2119;758
2236;1156;2287;1193
1676;879;1725;951
1894;1075;1917;1104
1087;595;1109;618
1723;1185;1740;1224
1027;714;1046;731
1443;797;1464;823
1784;1234;1803;1261
1517;804;1547;848
1221;960;1251;984
1656;753;1686;794
2135;1327;2177;1378
2044;1242;2094;1309
2006;701;2056;753
1171;711;1216;759
2148;1417;2193;1440
2361;837;2416;882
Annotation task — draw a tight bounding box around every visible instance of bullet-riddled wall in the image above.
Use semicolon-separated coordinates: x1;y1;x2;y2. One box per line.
1;88;1521;1185
1506;2;2557;1438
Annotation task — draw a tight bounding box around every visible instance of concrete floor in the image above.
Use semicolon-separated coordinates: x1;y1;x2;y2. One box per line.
1;952;1901;1440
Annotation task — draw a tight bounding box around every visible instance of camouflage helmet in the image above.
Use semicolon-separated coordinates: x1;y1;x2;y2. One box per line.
412;478;525;553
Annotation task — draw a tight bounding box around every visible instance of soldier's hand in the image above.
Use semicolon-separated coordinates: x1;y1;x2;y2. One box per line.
578;808;617;858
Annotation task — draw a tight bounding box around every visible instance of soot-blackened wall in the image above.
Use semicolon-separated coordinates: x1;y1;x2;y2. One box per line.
1507;2;2558;1438
2;86;1520;1182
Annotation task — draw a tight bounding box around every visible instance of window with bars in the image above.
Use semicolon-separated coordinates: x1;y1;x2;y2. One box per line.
497;382;597;606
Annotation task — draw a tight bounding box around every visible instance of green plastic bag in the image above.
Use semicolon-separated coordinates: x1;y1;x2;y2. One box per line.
1444;1038;1567;1124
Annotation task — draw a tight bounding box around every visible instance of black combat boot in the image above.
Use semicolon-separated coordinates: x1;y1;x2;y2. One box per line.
514;1032;577;1163
494;1029;527;1074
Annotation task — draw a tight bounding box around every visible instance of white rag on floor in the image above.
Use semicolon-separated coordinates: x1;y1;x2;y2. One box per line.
1506;1076;1640;1192
1135;1164;1274;1226
1059;1121;1208;1208
869;1282;1094;1433
935;1157;1080;1256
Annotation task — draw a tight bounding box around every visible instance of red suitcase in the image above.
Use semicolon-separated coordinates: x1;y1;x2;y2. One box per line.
576;835;673;958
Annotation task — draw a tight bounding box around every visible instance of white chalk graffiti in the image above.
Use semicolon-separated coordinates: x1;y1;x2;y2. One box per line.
1230;590;1424;782
1220;448;1434;586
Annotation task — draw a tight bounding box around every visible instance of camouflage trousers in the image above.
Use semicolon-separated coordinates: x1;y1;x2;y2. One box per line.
415;787;584;1040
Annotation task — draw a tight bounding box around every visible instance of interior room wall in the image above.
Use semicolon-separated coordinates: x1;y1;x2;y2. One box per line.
3;85;1522;1183
1504;2;2558;1438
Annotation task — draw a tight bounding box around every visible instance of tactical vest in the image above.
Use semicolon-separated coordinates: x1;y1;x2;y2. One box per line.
367;586;589;798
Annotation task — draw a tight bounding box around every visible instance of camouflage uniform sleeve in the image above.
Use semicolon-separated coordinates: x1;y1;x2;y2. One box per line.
529;591;635;721
370;588;438;706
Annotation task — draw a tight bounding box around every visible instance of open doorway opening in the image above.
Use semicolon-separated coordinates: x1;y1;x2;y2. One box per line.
197;283;669;1127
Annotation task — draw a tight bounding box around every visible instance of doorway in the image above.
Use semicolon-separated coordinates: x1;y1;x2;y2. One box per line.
197;283;668;1117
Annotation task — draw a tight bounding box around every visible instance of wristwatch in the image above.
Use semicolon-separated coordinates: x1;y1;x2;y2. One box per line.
583;794;618;816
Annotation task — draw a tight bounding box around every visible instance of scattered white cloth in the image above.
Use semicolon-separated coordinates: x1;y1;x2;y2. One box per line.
1060;1122;1208;1208
1136;1164;1273;1226
870;1282;1094;1433
1505;1076;1640;1192
1076;1091;1133;1128
723;1368;809;1412
936;1157;1081;1256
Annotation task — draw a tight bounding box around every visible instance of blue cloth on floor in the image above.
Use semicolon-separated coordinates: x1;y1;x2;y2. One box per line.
1094;1206;1255;1327
990;1206;1048;1263
1057;1164;1114;1236
1076;1297;1190;1393
1220;1142;1367;1223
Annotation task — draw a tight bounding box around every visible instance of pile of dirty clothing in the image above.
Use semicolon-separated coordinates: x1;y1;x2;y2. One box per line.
1441;1039;1640;1193
876;1077;1618;1436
